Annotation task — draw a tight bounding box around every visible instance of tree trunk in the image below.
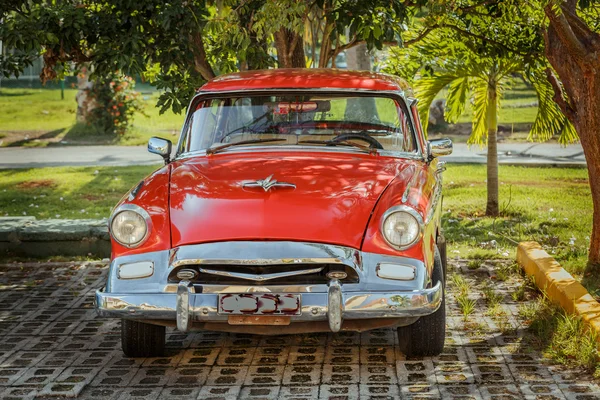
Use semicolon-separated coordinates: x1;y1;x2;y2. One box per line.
345;42;378;120
544;3;600;268
486;81;499;217
274;28;306;68
75;66;96;124
346;42;371;70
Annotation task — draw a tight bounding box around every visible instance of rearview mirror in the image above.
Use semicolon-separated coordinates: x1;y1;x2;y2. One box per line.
148;137;172;164
428;138;453;159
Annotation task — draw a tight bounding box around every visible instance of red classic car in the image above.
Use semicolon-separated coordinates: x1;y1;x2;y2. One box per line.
96;69;452;358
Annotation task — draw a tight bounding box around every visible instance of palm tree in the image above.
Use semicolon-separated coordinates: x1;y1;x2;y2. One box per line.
385;32;576;216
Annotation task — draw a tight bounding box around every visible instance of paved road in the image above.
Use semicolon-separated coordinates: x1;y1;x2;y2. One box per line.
0;143;586;169
0;259;597;399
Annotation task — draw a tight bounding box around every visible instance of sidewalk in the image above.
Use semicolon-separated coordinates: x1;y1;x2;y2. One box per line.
0;142;586;169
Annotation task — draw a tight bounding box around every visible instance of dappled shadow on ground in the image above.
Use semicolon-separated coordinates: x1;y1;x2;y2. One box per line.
443;208;534;258
450;258;600;382
57;123;119;145
4;128;66;147
581;263;600;298
0;258;597;398
0;90;32;97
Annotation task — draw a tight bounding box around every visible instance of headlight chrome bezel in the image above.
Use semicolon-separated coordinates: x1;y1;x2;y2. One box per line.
109;204;152;248
380;205;424;250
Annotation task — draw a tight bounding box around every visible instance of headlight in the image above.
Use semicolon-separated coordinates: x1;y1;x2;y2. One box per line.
381;207;422;249
111;209;149;247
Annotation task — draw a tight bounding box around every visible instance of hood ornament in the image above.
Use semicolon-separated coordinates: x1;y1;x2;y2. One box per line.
243;175;296;192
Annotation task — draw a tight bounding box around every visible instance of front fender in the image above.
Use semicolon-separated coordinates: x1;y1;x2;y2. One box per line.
361;160;443;273
110;165;172;258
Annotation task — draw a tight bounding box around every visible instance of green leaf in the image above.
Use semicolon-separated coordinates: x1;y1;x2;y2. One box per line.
468;78;491;146
445;76;469;123
414;74;458;133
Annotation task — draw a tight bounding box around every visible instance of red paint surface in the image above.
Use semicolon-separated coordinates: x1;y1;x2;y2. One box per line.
200;68;410;93
110;165;172;258
168;151;424;251
361;164;435;260
111;152;437;264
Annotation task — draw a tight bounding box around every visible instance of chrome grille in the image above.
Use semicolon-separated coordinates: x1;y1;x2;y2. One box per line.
168;264;359;285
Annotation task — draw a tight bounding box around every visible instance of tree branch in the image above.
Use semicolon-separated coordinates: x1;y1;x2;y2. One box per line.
404;27;435;46
190;32;216;80
544;4;589;61
441;24;534;57
545;67;576;121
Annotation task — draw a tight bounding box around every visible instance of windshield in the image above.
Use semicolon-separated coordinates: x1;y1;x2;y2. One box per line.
178;94;418;155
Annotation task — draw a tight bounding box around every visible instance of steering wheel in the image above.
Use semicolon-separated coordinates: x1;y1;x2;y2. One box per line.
330;132;384;150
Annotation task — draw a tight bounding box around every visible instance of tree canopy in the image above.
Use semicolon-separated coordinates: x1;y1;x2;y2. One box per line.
0;0;426;113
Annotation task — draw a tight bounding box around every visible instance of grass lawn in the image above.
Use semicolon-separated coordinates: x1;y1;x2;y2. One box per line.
0;88;184;147
0;165;161;219
443;165;592;282
0;163;592;286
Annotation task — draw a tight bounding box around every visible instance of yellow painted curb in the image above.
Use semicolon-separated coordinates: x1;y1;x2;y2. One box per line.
516;241;600;337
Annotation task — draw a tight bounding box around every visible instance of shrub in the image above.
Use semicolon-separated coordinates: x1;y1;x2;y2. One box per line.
88;73;144;135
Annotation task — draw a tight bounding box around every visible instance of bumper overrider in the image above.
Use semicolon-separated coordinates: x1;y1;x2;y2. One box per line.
95;241;442;333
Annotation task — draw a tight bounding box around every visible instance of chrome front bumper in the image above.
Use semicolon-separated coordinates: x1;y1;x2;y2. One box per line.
95;280;442;333
96;241;441;333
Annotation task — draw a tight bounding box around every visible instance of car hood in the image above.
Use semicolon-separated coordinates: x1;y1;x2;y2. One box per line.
169;151;420;249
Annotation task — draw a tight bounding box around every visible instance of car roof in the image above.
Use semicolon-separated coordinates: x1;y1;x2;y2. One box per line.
199;68;413;95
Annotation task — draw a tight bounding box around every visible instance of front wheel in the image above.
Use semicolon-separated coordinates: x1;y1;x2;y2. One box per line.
121;319;165;358
397;248;446;357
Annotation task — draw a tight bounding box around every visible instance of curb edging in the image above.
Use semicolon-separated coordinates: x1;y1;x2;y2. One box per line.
0;217;110;258
516;241;600;338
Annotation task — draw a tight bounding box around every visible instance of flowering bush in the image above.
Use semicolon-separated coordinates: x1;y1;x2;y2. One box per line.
87;73;144;135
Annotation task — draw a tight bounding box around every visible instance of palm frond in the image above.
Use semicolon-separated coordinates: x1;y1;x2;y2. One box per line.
559;120;578;145
528;72;579;145
529;77;566;142
445;76;469;123
414;74;458;133
468;78;491;146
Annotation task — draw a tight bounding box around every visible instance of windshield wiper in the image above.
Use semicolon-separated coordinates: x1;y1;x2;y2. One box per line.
206;138;287;155
220;113;271;140
297;139;377;154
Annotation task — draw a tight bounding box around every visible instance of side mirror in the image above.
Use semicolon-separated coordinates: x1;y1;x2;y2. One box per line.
428;138;453;159
148;137;172;164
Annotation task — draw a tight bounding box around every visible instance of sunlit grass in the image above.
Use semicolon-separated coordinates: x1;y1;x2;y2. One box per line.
520;295;600;376
0;88;184;147
443;164;592;281
0;165;160;219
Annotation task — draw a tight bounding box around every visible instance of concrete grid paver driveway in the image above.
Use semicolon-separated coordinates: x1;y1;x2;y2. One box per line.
0;260;598;399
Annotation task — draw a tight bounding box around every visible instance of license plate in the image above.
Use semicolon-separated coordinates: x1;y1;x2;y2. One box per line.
218;293;301;315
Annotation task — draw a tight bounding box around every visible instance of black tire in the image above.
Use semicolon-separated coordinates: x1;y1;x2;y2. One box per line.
437;233;447;282
121;319;165;358
397;248;446;357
